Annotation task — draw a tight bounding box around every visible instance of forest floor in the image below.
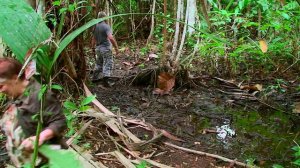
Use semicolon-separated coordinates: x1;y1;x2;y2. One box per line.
80;46;300;168
0;46;299;168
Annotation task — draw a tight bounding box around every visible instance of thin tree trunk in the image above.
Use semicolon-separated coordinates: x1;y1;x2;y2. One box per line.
36;0;45;16
130;0;136;41
161;0;167;64
171;0;182;59
187;0;196;34
258;8;261;39
175;0;189;64
0;38;4;58
147;0;156;44
200;0;211;29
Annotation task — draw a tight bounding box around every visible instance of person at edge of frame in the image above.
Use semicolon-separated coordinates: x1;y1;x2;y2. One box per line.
0;58;67;167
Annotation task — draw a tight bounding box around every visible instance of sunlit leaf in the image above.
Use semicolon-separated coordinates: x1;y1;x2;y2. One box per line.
80;95;96;106
281;12;290;19
39;145;82;168
51;84;63;91
259;39;268;53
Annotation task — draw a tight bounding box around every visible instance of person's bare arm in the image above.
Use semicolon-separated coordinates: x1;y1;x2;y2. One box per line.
108;33;119;55
21;128;54;150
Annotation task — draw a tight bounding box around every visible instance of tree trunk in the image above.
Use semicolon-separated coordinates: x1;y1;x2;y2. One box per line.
162;0;167;64
187;0;197;34
36;0;45;15
174;0;189;65
171;0;182;59
147;0;156;44
200;0;211;29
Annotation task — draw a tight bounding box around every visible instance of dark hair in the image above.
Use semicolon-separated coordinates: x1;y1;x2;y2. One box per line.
0;58;25;80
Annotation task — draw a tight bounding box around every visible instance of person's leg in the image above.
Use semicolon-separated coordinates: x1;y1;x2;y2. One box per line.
102;50;113;78
92;50;104;80
102;50;115;86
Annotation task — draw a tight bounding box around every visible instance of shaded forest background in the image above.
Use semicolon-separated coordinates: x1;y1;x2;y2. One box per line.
13;0;299;86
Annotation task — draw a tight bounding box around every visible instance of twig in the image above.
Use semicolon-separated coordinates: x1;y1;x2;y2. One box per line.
164;142;253;168
0;152;7;156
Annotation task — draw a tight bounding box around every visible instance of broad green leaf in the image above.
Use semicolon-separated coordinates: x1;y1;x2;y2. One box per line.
63;101;77;111
80;95;96;106
39;145;82;168
0;0;51;62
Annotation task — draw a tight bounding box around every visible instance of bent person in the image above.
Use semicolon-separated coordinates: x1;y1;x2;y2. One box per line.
0;58;67;167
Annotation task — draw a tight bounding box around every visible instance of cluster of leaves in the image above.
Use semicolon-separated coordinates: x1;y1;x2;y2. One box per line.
63;95;96;137
187;0;300;76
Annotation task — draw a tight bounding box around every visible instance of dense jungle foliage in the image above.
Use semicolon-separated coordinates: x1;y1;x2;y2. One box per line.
0;0;299;167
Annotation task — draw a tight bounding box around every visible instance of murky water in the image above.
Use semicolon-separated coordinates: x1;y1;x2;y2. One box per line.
192;106;300;167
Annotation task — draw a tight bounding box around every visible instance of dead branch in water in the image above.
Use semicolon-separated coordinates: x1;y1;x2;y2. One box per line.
164;142;253;168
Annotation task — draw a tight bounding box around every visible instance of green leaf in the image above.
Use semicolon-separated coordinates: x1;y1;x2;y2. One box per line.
293;159;300;166
292;146;300;151
63;101;77;111
51;84;63;91
272;164;284;168
281;12;290;20
38;85;48;101
79;105;91;112
52;1;61;6
80;95;96;107
39;145;82;168
0;0;51;62
59;8;68;15
68;4;76;12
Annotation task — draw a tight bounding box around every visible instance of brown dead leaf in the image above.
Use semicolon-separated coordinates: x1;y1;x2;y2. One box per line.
240;84;263;92
157;72;175;92
259;39;268;53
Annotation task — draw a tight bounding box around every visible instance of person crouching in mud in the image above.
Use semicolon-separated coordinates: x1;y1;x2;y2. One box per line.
0;58;67;167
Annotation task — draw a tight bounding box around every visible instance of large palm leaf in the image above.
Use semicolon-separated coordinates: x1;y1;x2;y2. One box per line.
0;0;51;62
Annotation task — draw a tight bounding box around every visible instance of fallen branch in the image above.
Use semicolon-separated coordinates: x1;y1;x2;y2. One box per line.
164;142;252;168
67;119;93;145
